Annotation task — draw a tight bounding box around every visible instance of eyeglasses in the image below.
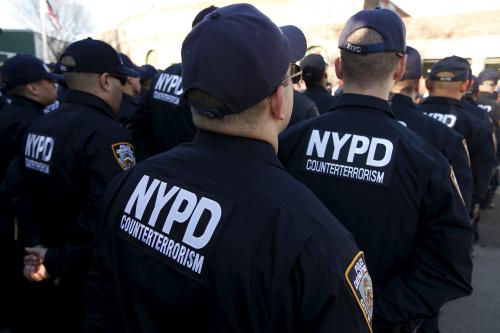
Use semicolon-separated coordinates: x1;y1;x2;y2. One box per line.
281;63;302;86
108;73;127;86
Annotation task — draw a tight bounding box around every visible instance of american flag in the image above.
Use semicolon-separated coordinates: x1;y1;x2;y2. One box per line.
46;0;61;31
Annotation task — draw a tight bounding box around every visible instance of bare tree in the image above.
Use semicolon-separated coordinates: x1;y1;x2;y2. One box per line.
9;0;94;61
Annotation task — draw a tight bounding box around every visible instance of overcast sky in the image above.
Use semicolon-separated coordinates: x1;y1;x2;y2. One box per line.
1;0;499;34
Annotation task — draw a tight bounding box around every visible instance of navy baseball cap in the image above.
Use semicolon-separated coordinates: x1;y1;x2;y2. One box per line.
181;3;307;118
0;54;63;89
59;38;137;77
401;46;422;80
192;5;218;27
339;7;406;55
118;53;141;78
478;69;499;85
428;56;470;82
140;64;158;82
300;54;327;83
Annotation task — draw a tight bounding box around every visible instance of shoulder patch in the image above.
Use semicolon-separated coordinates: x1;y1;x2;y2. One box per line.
345;251;373;332
461;139;471;167
450;165;465;205
111;142;136;171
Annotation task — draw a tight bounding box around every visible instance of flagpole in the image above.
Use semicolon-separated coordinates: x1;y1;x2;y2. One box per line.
38;0;49;62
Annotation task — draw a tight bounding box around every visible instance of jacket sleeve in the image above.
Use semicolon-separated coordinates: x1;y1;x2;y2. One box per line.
126;98;154;161
373;155;473;326
84;173;129;333
468;121;496;203
44;135;135;278
5;152;42;247
290;237;372;333
445;134;473;210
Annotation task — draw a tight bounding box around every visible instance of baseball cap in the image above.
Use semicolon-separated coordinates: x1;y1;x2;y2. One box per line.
401;46;422;80
338;7;406;55
192;5;219;27
0;54;63;89
59;38;137;78
139;64;158;82
118;53;141;78
469;75;479;94
300;54;327;84
428;56;470;82
181;3;307;118
478;69;499;85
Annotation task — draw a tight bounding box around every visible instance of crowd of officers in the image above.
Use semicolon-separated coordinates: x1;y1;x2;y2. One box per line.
0;3;499;333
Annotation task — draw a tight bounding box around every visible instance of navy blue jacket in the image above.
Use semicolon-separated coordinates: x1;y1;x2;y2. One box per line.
288;90;319;128
279;93;473;328
303;85;337;114
391;93;473;209
85;130;372;333
419;96;496;204
7;90;135;279
127;63;195;160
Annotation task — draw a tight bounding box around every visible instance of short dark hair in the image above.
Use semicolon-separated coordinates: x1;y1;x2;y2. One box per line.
340;28;399;89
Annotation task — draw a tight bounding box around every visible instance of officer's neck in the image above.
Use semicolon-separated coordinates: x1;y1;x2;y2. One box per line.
428;90;462;101
342;83;391;101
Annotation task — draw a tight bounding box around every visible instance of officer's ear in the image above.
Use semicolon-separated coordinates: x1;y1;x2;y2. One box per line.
99;73;113;92
126;76;135;86
459;80;470;93
24;82;39;97
334;57;343;80
269;85;285;120
393;54;407;81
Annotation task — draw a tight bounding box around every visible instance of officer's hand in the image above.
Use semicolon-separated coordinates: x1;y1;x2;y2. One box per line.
23;246;50;282
469;203;480;224
23;263;50;282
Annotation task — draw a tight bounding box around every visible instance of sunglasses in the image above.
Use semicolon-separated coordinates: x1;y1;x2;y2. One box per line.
108;73;127;86
281;63;302;86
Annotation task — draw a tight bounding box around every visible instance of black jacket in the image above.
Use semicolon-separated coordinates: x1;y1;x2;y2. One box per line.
419;96;496;204
0;96;45;187
288;90;319;128
7;90;136;279
85;130;372;333
279;93;473;328
476;92;500;160
127;63;195;161
117;93;140;128
391;93;473;210
303;85;337;114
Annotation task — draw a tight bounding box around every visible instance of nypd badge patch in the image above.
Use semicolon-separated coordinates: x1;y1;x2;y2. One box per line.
345;251;373;332
111;142;136;171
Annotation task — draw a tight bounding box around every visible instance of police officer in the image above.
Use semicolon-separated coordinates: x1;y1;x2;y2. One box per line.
138;63;157;98
126;6;218;160
279;8;473;332
419;56;496;241
116;53;141;127
477;69;500;115
476;69;500;206
461;70;499;209
85;4;372;332
300;53;337;114
390;46;473;210
0;54;59;332
288;90;319;127
7;38;136;332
